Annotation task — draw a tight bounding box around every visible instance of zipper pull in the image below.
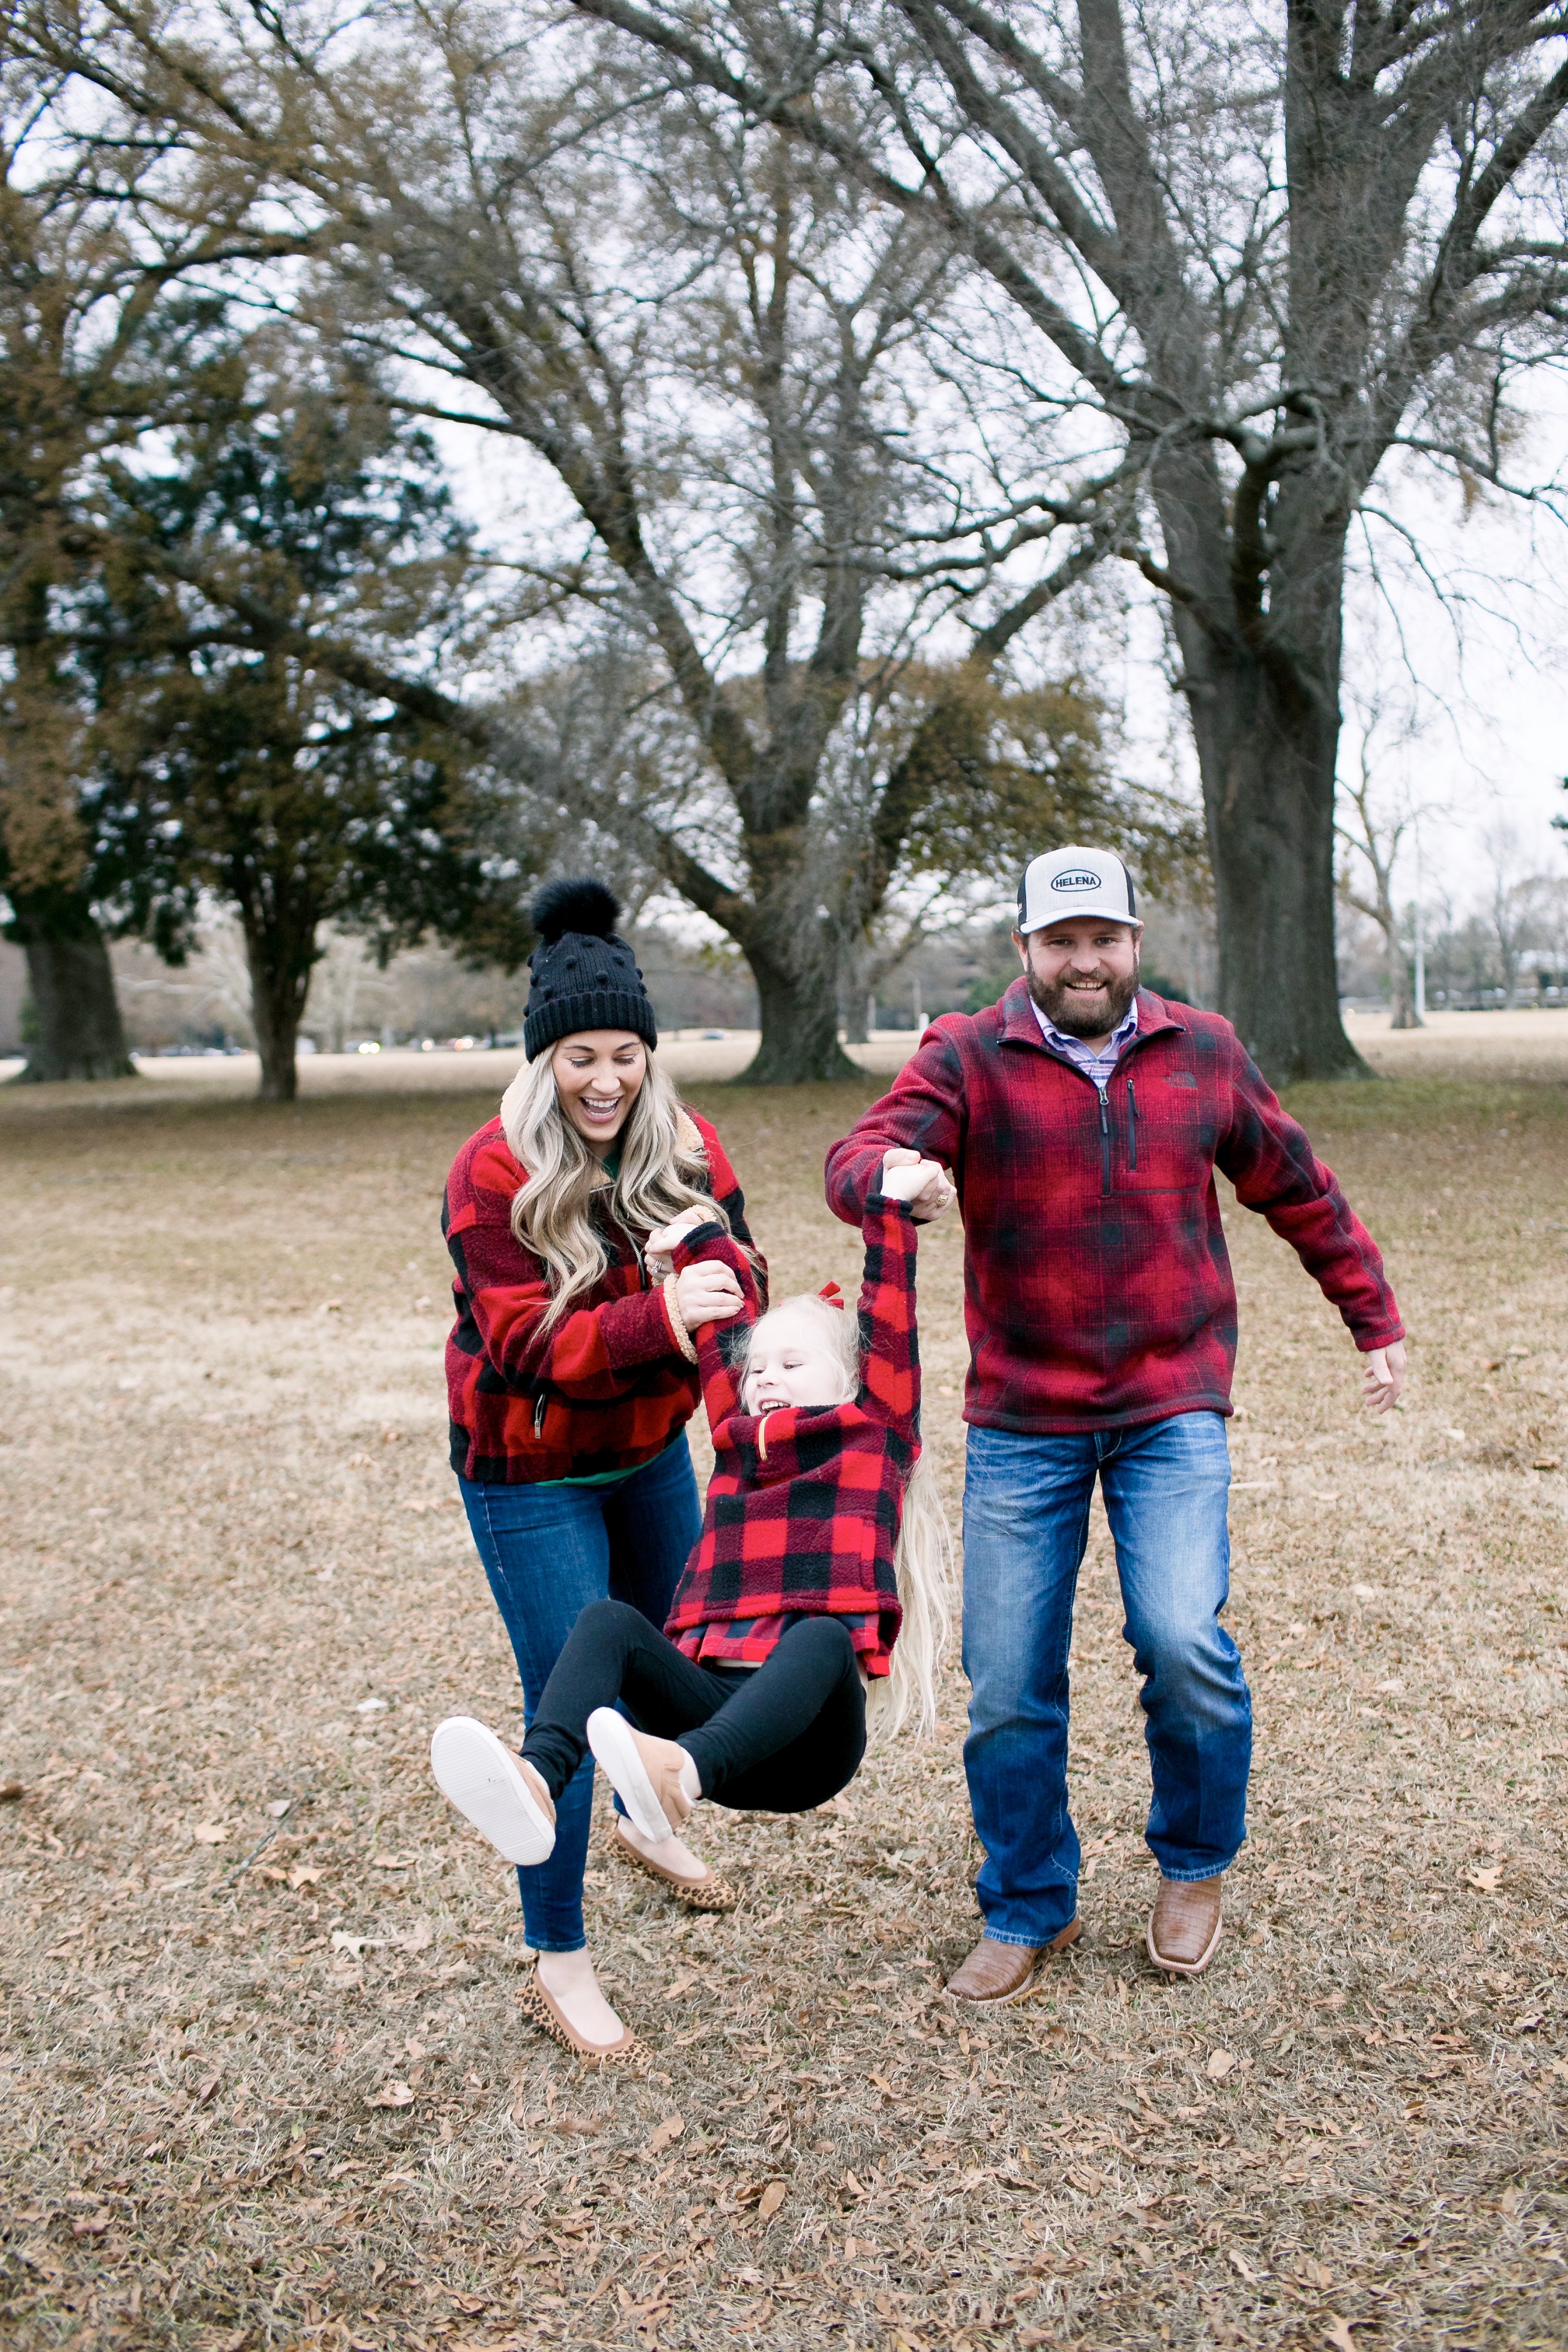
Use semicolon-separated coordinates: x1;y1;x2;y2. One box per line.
533;1392;547;1439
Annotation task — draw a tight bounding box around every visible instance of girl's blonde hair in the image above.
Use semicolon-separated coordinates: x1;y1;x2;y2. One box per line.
741;1294;954;1743
499;1046;731;1329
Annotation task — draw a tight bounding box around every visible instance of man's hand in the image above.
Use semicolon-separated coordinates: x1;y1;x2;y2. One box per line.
675;1261;744;1329
881;1146;956;1223
1361;1340;1407;1414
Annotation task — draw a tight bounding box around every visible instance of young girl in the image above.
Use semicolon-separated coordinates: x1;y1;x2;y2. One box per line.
431;1152;954;2058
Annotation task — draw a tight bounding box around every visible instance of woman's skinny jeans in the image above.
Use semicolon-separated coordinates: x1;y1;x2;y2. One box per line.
458;1438;700;1954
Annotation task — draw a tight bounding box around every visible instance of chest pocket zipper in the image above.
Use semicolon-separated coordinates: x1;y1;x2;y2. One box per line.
533;1391;548;1440
1127;1077;1138;1170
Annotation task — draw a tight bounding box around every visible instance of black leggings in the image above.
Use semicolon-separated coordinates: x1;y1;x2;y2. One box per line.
520;1599;866;1813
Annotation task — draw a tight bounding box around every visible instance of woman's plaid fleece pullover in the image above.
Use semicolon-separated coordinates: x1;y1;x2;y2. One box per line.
825;982;1403;1434
442;1107;758;1483
661;1195;920;1679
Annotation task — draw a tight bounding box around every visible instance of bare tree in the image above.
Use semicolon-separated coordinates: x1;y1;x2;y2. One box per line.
1482;825;1557;1004
567;0;1568;1081
21;2;1174;1080
1334;695;1437;1029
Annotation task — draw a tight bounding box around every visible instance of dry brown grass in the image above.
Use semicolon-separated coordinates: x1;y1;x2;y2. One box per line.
2;1030;1567;2352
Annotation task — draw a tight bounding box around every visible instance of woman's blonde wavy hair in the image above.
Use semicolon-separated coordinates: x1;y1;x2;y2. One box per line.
499;1046;732;1329
742;1293;955;1745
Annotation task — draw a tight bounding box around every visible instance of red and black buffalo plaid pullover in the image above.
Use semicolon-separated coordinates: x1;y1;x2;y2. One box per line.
825;981;1403;1435
661;1195;921;1678
443;1108;760;1483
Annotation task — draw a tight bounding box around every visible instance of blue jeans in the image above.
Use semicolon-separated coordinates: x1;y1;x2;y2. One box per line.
458;1436;701;1953
962;1413;1250;1948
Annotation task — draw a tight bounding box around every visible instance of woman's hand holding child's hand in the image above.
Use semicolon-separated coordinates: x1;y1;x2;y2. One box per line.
644;1203;743;1325
645;1204;711;1283
645;1205;709;1257
675;1261;745;1329
879;1148;955;1220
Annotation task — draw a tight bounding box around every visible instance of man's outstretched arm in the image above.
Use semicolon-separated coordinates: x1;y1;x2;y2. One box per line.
1217;1038;1406;1413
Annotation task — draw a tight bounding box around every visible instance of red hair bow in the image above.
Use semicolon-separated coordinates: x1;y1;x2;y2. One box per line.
817;1281;846;1311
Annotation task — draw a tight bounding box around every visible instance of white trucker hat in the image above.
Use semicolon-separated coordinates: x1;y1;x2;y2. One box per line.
1017;846;1138;933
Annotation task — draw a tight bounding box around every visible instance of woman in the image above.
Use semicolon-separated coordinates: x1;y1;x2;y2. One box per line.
442;878;761;2059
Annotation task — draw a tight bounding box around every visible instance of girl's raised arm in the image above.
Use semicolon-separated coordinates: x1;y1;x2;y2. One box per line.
664;1220;764;1426
855;1174;922;1442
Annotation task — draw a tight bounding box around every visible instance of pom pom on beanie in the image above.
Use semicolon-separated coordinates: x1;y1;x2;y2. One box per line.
523;874;658;1061
530;877;622;947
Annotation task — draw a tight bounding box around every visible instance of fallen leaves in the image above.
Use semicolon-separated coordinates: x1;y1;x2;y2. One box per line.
1206;2049;1237;2081
647;2113;684;2154
1465;1866;1504;1893
191;1823;228;1845
5;1048;1568;2352
1324;2320;1358;2352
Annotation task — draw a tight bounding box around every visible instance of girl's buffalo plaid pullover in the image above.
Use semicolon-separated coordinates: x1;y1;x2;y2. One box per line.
661;1194;920;1678
824;981;1403;1435
442;1107;759;1483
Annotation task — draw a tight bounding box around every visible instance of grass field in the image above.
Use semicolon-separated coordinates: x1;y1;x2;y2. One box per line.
2;1020;1566;2352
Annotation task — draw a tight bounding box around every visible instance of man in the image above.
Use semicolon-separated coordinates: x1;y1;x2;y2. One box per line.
825;848;1405;1999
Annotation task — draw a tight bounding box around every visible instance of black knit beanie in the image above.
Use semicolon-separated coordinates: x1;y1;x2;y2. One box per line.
523;878;658;1062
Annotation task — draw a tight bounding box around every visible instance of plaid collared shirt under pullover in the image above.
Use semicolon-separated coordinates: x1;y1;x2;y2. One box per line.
661;1193;920;1678
1032;995;1138;1089
824;981;1403;1435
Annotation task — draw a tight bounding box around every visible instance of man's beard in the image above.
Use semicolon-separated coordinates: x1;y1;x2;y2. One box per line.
1027;960;1140;1038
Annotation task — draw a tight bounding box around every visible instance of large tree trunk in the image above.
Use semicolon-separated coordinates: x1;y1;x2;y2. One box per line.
740;953;859;1085
1187;659;1363;1083
1164;495;1367;1086
242;916;315;1104
5;890;136;1083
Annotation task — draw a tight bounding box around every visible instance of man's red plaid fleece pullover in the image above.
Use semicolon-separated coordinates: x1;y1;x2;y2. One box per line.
824;982;1403;1435
661;1195;920;1677
442;1107;758;1482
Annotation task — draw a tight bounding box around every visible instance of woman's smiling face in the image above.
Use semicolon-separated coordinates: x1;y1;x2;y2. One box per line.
550;1031;647;1156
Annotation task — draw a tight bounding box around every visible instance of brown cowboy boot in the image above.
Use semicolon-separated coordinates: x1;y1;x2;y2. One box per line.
1147;1874;1223;1975
945;1921;1082;2006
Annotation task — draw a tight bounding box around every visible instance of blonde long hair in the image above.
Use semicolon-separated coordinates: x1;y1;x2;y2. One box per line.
744;1293;955;1743
499;1047;731;1328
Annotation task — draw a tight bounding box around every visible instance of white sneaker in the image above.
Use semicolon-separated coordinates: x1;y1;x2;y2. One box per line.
586;1709;694;1844
430;1717;556;1866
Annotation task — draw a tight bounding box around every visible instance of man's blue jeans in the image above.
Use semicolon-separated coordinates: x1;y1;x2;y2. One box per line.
962;1412;1250;1948
458;1436;701;1953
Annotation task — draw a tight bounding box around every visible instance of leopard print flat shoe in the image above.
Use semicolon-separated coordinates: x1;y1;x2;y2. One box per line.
608;1816;738;1913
